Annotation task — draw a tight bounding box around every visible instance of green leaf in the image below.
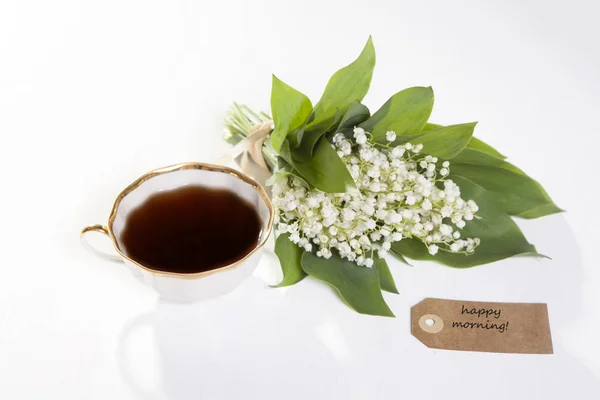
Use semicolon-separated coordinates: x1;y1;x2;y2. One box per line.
287;126;306;149
336;101;371;135
450;164;562;218
295;110;343;159
420;124;557;218
265;166;308;188
411;122;477;159
270;75;313;152
518;203;565;219
307;36;376;134
278;140;294;166
421;122;442;132
467;137;506;159
301;251;394;317
272;234;306;287
375;257;399;294
391;176;540;268
388;248;412;266
449;148;561;218
299;101;370;158
422;123;506;159
451;148;506;168
360;87;434;141
451;148;525;175
289;139;357;193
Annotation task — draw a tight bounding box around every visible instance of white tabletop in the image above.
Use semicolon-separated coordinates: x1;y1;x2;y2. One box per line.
1;1;599;398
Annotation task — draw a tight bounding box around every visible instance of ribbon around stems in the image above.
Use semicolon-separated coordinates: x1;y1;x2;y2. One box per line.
216;120;274;178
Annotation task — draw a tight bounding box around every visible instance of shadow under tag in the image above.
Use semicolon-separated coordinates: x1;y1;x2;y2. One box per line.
411;298;553;354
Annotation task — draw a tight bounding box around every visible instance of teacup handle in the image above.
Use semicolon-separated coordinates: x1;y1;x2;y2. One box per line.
80;224;123;263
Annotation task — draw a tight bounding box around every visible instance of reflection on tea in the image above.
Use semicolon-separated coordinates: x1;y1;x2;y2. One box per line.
121;185;261;274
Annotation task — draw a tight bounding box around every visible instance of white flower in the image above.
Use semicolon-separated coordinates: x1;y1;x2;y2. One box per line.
366;167;380;178
359;147;373;161
391;232;403;242
441;206;453;218
386;131;397;142
306;197;319;208
272;129;480;266
313;222;323;233
422;199;433;211
369;181;381;192
363;204;375;216
376;209;388;220
439;224;453;236
370;232;382;241
287;222;299;233
467;200;479;212
391;147;405;158
353;128;367;145
342;208;356;221
389;212;402;223
321;206;336;219
333;133;345;143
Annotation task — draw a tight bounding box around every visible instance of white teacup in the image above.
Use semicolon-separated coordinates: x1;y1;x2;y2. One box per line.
80;162;274;302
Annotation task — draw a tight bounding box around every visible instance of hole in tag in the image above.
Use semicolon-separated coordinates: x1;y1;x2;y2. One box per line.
419;314;444;334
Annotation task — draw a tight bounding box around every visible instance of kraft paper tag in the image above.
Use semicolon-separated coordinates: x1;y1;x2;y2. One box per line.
411;298;553;354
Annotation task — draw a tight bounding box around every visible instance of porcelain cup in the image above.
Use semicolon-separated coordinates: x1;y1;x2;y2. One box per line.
80;162;274;302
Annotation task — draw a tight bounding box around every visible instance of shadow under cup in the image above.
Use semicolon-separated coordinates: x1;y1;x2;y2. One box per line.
107;163;273;302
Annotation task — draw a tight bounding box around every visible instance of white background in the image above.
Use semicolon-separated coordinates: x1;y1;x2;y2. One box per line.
1;0;600;398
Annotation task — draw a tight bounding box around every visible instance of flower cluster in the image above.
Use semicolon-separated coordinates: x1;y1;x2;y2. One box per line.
272;128;480;267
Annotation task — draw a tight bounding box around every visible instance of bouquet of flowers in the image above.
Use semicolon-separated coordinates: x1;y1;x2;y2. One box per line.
224;37;561;316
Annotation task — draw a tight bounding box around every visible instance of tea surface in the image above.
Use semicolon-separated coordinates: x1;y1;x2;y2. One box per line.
121;185;262;273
